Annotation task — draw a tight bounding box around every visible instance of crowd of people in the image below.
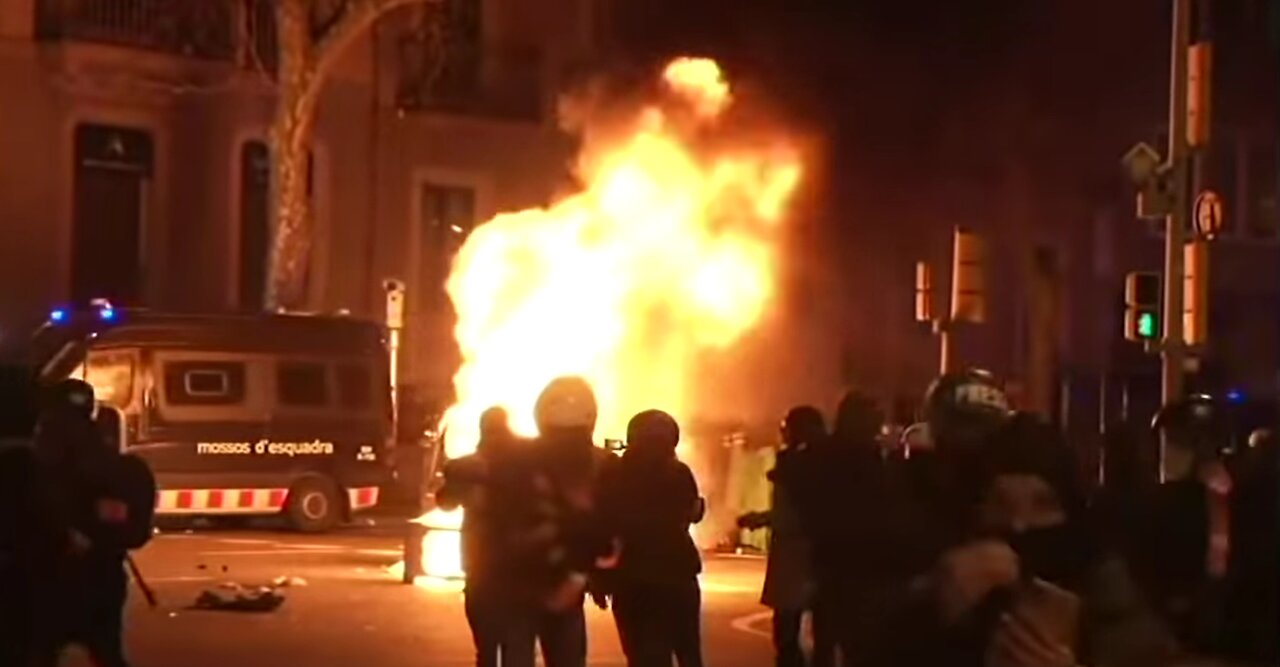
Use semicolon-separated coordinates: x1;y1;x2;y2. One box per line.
1;369;1272;667
1;379;157;667
441;370;1277;667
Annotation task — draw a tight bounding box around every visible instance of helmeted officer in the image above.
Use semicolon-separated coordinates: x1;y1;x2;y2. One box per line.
29;379;155;667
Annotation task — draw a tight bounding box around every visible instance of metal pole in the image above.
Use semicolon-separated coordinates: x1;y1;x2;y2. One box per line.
1160;0;1193;480
938;325;952;375
388;328;400;426
1098;372;1109;436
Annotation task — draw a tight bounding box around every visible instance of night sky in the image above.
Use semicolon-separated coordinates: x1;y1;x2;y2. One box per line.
603;0;1278;391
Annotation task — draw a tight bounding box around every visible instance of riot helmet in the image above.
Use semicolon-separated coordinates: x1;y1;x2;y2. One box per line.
626;409;680;458
534;376;598;435
923;368;1011;452
1152;394;1227;480
781;405;826;450
43;378;96;420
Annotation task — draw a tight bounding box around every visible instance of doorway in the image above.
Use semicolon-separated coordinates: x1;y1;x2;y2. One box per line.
71;124;153;305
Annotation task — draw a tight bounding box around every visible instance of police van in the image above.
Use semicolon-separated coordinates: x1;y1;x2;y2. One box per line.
30;304;393;532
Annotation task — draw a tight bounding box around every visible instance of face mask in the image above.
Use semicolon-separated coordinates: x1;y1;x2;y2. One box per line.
1004;524;1087;587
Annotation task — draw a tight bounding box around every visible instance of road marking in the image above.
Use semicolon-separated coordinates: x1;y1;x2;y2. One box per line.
729;610;773;639
197;549;352;556
699;581;759;594
145;576;216;583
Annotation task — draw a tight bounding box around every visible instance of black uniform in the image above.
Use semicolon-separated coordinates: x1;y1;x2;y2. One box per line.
598;410;704;667
26;384;156;667
437;411;523;667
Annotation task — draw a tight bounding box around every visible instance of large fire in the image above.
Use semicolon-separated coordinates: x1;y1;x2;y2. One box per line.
409;57;802;581
440;56;802;453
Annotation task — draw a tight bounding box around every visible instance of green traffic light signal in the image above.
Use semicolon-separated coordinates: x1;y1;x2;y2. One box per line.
1125;307;1160;342
1137;311;1157;339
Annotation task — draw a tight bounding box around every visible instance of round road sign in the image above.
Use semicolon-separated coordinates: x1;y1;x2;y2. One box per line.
1193;190;1224;239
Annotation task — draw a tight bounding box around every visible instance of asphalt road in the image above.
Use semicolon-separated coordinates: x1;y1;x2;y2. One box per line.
59;523;776;667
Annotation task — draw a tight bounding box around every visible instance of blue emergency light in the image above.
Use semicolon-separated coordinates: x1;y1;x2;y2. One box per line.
1226;389;1244;404
99;306;116;321
49;308;68;323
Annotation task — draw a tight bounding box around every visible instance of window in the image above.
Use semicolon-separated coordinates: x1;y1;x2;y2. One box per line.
396;1;482;109
277;362;328;407
335;365;373;410
420;182;476;305
1246;142;1278;240
83;351;135;409
164;361;246;406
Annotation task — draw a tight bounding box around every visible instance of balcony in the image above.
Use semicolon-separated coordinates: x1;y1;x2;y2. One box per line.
396;42;545;123
35;0;260;64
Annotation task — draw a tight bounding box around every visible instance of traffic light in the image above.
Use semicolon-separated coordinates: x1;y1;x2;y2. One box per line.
914;262;934;322
950;228;986;324
1124;271;1161;342
1184;241;1209;345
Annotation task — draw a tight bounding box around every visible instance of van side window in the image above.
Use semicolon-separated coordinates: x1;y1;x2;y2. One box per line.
164;362;245;406
278;362;328;407
335;365;372;410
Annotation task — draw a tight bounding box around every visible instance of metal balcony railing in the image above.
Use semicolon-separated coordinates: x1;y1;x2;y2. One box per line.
36;0;239;61
397;42;545;122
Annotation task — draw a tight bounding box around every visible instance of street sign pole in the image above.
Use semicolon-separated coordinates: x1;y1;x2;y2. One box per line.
1159;0;1193;480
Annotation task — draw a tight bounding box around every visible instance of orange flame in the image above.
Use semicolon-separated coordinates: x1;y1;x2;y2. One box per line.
439;56;802;457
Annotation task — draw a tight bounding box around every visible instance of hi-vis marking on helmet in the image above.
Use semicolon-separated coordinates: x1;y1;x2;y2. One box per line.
954;384;1009;412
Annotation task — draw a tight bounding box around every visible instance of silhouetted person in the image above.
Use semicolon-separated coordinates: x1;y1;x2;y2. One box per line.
489;377;612;667
799;390;916;667
1223;427;1278;662
29;379;156;667
437;406;521;667
1;369;51;666
1146;396;1231;651
740;406;828;667
879;409;1177;667
599;409;705;667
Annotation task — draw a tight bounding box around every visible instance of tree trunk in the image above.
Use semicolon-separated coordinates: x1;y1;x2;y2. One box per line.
264;0;440;311
266;0;319;311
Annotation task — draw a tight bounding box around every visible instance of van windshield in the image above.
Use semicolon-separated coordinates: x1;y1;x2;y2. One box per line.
28;323;92;383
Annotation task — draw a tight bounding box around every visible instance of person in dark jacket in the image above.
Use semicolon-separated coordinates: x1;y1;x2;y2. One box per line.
1222;427;1277;663
28;379;157;667
598;409;705;667
489;377;613;667
1145;396;1232;652
798;390;935;667
740;406;829;667
437;406;522;667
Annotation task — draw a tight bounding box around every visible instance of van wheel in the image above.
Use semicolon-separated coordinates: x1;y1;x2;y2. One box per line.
286;476;341;533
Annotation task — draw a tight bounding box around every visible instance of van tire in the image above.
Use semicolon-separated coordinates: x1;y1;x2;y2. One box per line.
286;476;341;533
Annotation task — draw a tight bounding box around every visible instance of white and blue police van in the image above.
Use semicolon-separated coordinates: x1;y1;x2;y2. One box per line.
28;303;393;532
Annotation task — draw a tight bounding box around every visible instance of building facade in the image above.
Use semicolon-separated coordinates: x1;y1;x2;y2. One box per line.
0;0;604;403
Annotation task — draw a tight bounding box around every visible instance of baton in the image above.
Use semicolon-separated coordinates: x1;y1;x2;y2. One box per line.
125;554;159;609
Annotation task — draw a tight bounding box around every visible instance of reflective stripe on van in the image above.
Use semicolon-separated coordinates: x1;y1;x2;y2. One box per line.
154;486;380;514
346;486;379;511
156;488;288;514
